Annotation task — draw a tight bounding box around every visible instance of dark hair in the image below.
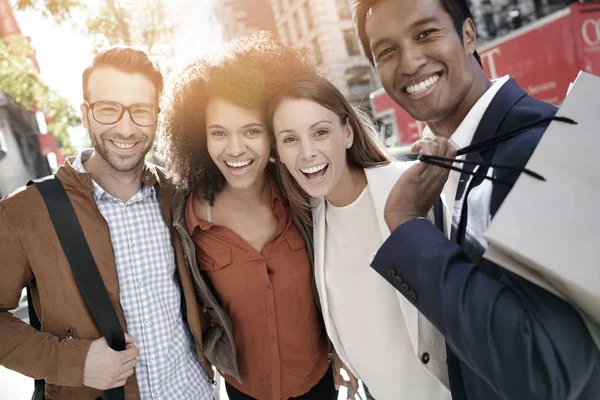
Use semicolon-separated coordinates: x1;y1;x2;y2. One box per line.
82;45;164;102
159;31;316;204
354;0;482;66
267;75;391;224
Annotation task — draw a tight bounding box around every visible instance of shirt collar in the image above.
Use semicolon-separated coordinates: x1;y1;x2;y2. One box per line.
185;192;212;233
423;75;511;150
185;174;284;235
72;148;157;203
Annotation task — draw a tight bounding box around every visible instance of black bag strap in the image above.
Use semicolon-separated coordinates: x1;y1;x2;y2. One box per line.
26;287;46;400
29;176;125;400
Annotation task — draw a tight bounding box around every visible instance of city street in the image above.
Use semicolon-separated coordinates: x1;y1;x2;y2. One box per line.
0;367;34;400
1;291;33;400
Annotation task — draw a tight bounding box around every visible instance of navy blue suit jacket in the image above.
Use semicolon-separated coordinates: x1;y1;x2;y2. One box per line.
372;79;600;399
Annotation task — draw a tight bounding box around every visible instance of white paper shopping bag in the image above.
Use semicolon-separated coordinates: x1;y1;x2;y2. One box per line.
483;71;600;347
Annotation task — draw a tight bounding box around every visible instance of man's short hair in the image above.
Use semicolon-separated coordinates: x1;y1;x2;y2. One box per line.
82;45;164;103
354;0;482;67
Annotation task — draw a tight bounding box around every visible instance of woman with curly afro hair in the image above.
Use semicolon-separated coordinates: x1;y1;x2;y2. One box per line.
159;32;341;400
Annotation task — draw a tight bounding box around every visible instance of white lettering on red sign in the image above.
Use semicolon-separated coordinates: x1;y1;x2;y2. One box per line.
582;18;600;47
480;47;502;79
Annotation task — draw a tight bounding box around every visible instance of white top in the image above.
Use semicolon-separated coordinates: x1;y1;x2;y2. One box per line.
424;75;510;235
324;185;450;400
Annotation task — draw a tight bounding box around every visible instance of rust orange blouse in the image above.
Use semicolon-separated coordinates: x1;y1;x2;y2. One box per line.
185;179;330;399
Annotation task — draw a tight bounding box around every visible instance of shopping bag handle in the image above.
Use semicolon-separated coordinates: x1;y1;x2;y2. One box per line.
418;116;577;185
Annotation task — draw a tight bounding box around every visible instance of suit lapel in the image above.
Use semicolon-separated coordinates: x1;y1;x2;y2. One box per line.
451;79;527;244
312;198;328;317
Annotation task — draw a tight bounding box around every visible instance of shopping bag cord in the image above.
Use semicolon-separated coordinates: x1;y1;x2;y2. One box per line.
418;116;576;185
457;116;576;156
418;155;546;183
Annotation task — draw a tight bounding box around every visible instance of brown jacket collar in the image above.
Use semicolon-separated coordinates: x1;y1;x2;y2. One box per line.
56;156;175;221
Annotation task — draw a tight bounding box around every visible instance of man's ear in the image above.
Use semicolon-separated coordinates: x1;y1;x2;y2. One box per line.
463;18;477;56
81;103;89;130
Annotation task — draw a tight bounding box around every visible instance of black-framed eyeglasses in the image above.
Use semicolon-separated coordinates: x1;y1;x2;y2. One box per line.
84;100;160;127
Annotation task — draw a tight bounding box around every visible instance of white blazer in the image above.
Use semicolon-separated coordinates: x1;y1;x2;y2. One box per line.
311;162;450;390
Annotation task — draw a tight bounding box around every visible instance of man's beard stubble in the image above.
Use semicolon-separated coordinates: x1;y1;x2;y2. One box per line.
88;123;153;173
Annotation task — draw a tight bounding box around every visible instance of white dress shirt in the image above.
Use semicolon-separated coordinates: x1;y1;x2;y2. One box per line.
423;75;510;235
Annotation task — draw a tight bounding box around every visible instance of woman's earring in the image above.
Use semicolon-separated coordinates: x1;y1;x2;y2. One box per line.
269;156;277;164
346;141;352;149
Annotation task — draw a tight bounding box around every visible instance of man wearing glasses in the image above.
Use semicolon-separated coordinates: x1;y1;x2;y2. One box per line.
0;46;215;399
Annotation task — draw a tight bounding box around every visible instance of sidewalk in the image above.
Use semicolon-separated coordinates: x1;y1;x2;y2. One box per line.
0;367;33;400
0;370;361;400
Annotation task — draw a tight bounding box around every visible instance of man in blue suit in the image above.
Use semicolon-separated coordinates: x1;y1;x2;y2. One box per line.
355;0;600;398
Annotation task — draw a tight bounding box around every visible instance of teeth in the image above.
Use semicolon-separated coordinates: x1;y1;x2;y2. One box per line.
112;141;135;149
405;74;440;95
301;164;328;174
226;160;252;168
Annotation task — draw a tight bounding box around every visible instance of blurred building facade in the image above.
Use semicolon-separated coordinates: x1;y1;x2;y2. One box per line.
213;0;379;109
269;0;378;108
215;0;279;41
470;0;573;44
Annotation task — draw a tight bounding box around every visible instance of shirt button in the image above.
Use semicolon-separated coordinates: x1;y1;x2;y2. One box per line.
138;281;143;287
388;268;396;279
421;352;430;364
275;208;280;214
272;336;276;340
394;276;403;287
260;258;265;263
144;320;149;325
408;290;417;302
267;284;272;289
150;356;155;361
269;311;274;315
274;362;279;366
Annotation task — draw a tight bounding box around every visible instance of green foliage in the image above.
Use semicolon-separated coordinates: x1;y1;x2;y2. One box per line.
13;0;174;50
0;36;78;152
14;0;80;23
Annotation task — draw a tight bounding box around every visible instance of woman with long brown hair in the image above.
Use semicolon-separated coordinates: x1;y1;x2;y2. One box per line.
268;75;451;400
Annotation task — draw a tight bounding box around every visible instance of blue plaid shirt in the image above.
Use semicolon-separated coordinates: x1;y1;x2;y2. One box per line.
73;150;212;399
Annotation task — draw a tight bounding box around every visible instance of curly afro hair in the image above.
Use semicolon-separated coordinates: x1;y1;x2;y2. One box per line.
158;31;316;204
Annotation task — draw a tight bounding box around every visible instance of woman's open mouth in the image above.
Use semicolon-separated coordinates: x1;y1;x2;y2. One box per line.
300;163;329;184
225;159;255;176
